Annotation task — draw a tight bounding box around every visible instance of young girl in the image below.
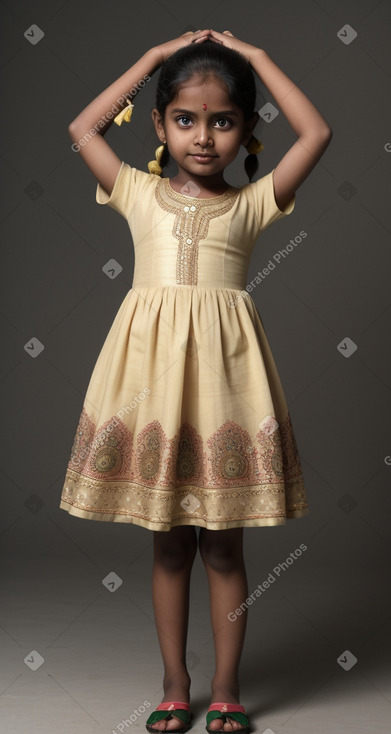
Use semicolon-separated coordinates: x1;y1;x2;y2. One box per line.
60;29;332;734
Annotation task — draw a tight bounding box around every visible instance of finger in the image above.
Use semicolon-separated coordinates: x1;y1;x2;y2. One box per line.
208;29;234;39
184;29;206;36
194;34;212;43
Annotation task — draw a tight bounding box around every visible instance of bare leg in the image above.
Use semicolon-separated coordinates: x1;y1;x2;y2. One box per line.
149;525;198;730
199;527;248;731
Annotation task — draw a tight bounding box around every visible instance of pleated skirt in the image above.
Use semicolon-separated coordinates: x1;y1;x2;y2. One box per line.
59;285;309;531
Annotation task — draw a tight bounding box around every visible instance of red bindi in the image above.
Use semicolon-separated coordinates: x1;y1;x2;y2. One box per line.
202;103;207;110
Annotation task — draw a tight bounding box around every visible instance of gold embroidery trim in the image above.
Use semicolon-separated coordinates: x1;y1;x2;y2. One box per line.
154;178;240;285
60;408;309;531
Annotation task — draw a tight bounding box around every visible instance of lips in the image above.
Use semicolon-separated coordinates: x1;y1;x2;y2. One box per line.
191;154;216;158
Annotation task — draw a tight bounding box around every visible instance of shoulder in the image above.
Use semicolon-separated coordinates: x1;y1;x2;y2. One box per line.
238;168;295;231
120;161;158;191
238;168;274;202
96;161;159;220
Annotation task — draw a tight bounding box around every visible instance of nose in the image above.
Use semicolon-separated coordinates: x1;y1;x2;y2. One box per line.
194;125;213;148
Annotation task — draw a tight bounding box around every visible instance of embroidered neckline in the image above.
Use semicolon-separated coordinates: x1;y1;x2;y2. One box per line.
162;177;239;202
154;177;240;286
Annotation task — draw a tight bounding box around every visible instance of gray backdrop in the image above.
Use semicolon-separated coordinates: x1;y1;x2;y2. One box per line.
1;1;390;732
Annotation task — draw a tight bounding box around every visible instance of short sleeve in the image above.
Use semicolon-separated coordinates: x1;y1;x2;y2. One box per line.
95;161;145;220
246;168;295;232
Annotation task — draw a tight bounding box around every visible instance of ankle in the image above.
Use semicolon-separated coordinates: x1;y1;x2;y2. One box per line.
211;677;240;701
163;670;191;690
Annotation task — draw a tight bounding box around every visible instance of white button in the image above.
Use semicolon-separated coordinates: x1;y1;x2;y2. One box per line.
190;205;196;211
184;205;189;212
186;238;192;244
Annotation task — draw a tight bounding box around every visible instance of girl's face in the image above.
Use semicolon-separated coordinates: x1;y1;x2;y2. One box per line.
152;75;255;185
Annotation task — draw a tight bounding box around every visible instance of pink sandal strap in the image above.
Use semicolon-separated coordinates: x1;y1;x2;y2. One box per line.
207;703;246;713
208;703;246;714
155;701;191;712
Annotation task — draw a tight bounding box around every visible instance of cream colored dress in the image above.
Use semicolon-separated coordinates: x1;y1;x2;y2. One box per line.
59;162;309;531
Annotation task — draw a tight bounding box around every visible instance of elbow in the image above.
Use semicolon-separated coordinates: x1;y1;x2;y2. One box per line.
301;127;333;155
68;120;83;146
68;120;79;136
315;126;333;152
322;127;333;152
321;125;333;142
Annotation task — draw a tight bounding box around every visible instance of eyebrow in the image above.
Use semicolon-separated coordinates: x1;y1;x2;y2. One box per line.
170;108;239;116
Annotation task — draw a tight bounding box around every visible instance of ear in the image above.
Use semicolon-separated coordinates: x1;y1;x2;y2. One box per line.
241;112;260;148
151;108;166;144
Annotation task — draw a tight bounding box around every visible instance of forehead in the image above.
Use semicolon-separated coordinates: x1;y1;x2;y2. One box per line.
169;76;236;109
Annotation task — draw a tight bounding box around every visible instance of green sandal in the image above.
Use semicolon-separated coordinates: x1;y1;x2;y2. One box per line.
146;701;193;733
205;702;250;734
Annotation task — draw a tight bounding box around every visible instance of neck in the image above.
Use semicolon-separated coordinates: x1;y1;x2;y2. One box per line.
172;165;228;192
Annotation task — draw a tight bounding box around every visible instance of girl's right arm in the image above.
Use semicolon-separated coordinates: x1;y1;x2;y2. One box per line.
68;47;162;197
68;31;212;197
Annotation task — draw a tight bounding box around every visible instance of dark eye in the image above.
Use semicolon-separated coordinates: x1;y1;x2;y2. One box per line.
216;118;231;128
176;116;233;128
177;116;192;126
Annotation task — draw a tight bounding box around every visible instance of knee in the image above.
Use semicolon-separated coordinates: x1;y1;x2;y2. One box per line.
154;528;197;572
199;541;241;574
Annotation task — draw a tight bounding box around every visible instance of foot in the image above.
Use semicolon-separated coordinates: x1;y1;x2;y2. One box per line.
148;677;191;731
208;683;244;731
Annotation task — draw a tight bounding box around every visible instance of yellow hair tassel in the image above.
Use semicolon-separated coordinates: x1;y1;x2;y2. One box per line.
113;100;134;126
148;144;165;176
246;135;264;155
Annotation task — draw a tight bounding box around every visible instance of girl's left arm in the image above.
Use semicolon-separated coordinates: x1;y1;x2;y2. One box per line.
249;48;332;210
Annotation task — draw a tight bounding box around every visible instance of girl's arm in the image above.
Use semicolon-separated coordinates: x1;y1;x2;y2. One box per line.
249;48;332;211
68;30;212;197
68;47;162;197
206;30;332;211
